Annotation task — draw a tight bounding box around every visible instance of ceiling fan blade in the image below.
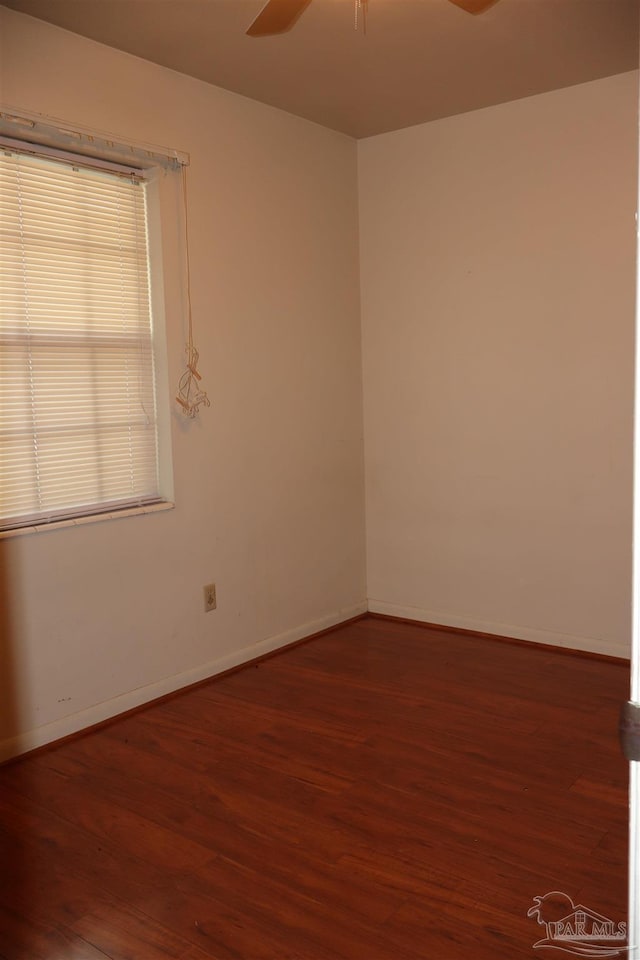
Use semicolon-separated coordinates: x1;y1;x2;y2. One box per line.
448;0;500;13
246;0;313;36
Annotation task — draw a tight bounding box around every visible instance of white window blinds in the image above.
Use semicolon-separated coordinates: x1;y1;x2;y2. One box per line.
0;144;163;531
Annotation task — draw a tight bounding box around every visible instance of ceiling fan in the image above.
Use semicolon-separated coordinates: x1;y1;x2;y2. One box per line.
247;0;499;37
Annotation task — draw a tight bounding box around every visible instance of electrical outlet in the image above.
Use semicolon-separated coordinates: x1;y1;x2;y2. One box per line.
204;582;217;612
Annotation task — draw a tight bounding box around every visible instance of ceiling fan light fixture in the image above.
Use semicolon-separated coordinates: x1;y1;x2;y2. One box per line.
447;0;500;14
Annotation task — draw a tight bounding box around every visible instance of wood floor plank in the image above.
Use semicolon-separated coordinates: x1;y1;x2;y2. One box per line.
70;899;205;960
0;904;111;960
0;615;629;959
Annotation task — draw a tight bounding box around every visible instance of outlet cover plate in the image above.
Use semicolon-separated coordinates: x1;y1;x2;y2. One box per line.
204;583;217;612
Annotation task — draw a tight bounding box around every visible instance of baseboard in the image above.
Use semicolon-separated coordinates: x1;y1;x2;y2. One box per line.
367;599;631;661
0;600;368;764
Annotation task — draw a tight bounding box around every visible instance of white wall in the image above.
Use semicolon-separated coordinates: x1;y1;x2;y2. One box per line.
0;7;367;759
359;72;638;658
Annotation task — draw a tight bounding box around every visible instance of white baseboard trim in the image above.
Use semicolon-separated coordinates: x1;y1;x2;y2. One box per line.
367;599;630;660
0;601;368;764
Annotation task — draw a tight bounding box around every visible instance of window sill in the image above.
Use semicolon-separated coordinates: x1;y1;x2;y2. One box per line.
0;500;175;539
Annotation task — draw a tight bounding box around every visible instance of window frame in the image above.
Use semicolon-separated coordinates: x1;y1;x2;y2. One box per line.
0;119;180;537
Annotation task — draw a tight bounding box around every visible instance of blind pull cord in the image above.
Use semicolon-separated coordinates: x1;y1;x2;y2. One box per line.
176;165;210;419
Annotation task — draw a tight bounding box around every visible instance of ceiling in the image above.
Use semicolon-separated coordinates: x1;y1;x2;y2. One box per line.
2;0;638;138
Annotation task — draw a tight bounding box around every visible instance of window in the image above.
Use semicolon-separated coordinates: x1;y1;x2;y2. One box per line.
0;138;173;533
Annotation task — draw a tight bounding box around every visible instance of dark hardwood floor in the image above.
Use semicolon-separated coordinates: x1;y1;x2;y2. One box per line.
0;615;630;959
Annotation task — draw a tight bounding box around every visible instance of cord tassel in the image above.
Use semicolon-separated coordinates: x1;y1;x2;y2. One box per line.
176;344;210;418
